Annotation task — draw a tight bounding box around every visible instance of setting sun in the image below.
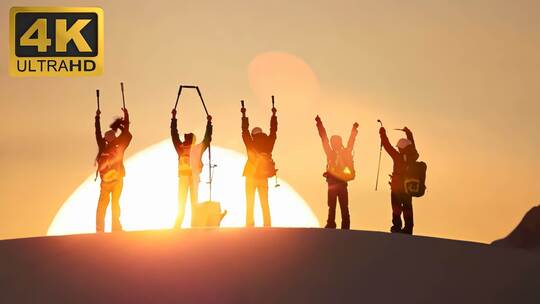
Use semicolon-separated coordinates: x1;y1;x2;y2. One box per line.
47;141;319;235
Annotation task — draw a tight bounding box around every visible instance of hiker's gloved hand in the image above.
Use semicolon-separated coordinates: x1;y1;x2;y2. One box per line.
240;107;246;115
379;127;386;135
96;109;101;116
172;108;177;118
403;126;410;133
122;107;129;116
353;122;359;129
272;107;277;115
207;115;212;122
315;115;321;123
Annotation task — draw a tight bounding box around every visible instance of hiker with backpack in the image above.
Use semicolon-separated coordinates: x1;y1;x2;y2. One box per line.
171;108;213;228
315;116;358;229
95;107;132;232
379;126;426;235
241;99;278;227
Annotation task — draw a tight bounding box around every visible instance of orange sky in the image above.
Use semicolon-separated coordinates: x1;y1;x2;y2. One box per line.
0;0;539;242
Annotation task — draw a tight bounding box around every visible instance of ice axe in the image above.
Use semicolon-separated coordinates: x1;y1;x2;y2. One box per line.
120;82;126;109
375;119;384;191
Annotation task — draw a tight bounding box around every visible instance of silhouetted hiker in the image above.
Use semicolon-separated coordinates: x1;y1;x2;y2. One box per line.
315;116;358;229
379;126;419;234
171;108;213;228
95;108;132;232
241;101;277;227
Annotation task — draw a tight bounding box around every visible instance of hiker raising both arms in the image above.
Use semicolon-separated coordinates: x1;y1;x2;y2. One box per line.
379;126;421;235
171;108;213;228
316;116;358;229
241;100;278;227
95;107;132;232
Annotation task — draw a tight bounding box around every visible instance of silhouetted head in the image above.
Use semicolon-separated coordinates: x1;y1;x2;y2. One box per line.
396;138;412;152
109;117;124;132
104;130;117;143
330;135;344;151
396;138;418;162
251;127;268;144
184;133;196;145
251;127;263;137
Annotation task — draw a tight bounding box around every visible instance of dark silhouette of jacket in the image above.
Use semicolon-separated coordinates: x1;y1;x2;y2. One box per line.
171;118;212;177
95;115;132;180
241;114;277;178
380;128;418;192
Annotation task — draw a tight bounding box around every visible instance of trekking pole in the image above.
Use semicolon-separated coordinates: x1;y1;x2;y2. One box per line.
194;86;214;202
173;85;183;110
375;119;384;191
270;96;280;188
120;82;126;109
96;89;100;111
195;87;209;117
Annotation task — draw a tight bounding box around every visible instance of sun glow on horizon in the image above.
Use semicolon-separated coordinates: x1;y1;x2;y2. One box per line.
48;141;319;235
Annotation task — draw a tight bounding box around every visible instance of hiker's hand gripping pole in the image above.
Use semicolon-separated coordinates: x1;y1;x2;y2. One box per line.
241;100;246;117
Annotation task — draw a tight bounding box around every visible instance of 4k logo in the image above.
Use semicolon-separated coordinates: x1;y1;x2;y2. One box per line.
9;7;104;76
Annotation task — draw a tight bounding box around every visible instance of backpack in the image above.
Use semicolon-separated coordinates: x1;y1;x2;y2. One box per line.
97;148;121;183
254;152;277;178
404;161;427;197
327;149;356;182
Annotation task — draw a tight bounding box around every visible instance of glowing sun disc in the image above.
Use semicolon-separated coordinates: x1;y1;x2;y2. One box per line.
48;141;319;235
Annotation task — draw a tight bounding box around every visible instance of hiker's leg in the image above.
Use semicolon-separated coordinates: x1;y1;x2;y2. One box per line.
258;179;271;227
176;176;189;228
390;192;403;233
325;183;338;228
111;179;124;232
96;183;112;232
338;184;350;229
245;177;256;227
402;195;414;235
189;176;199;226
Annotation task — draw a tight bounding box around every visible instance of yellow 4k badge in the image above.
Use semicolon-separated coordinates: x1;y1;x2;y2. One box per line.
9;7;104;76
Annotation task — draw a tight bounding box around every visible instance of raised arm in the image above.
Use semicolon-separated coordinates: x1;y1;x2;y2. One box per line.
201;115;213;148
95;110;105;149
241;105;253;148
380;127;399;159
315;115;332;156
170;109;182;151
403;126;416;149
117;108;132;145
269;107;278;141
122;108;130;132
346;122;359;151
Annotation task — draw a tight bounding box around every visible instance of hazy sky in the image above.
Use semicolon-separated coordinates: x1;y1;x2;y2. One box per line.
1;0;539;242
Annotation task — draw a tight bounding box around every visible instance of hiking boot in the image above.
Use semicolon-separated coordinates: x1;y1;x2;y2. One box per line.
390;226;401;233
